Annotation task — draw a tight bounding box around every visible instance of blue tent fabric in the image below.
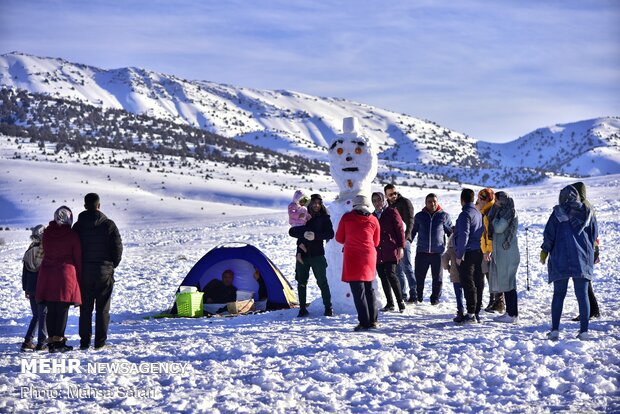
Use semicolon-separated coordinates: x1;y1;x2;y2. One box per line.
177;244;297;310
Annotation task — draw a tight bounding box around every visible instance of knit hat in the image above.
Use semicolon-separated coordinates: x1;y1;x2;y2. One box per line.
54;206;73;226
352;195;371;211
30;224;45;241
310;193;323;202
478;188;495;202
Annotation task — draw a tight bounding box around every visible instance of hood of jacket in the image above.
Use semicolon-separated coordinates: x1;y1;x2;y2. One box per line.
554;185;592;235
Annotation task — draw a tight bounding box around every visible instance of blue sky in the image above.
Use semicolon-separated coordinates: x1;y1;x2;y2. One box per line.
1;0;618;142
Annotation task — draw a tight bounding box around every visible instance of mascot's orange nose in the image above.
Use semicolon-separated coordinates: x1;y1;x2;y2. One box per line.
347;179;353;188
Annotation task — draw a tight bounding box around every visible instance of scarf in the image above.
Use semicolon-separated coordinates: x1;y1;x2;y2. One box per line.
488;191;518;250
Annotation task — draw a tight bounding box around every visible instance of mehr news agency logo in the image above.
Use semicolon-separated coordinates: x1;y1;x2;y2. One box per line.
21;358;191;375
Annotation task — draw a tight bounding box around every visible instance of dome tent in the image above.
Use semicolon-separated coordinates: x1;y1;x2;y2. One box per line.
174;243;297;311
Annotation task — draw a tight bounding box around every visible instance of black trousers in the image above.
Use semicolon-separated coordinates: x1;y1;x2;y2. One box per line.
376;262;403;307
46;301;70;339
588;281;600;316
349;281;377;328
458;249;484;315
414;252;443;302
79;276;114;347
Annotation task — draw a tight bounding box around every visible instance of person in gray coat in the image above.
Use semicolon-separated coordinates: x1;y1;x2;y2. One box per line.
487;191;520;323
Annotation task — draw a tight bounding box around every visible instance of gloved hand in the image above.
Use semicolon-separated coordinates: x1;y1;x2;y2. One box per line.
304;231;315;241
540;250;548;265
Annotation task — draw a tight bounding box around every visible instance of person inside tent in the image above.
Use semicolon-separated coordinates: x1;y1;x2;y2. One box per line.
203;269;238;304
254;269;268;301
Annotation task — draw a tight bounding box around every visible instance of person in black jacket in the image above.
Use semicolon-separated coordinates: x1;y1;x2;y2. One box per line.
384;184;416;302
289;193;334;317
203;270;238;303
73;193;123;350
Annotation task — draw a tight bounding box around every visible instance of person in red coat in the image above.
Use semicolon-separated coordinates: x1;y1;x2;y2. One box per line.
371;192;406;313
335;195;381;331
36;206;82;353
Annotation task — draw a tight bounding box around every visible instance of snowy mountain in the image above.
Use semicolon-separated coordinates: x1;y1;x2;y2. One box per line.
1;52;619;187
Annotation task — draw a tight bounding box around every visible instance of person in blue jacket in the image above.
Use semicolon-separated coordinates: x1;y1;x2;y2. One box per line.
541;185;598;341
453;189;484;324
411;193;453;305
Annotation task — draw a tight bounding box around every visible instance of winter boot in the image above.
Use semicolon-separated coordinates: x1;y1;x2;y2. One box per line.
297;307;309;317
35;342;48;351
324;307;333;317
484;291;495;312
381;304;395;312
398;302;406;313
452;312;465;323
492;293;505;313
50;337;73;353
20;341;35;352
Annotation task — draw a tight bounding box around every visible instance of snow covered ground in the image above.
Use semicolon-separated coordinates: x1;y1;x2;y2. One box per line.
0;144;619;412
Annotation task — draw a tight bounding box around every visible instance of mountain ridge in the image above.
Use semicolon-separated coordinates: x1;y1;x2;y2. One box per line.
1;52;619;186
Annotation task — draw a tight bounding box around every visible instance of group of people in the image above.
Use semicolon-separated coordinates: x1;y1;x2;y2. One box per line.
20;193;123;353
288;182;600;339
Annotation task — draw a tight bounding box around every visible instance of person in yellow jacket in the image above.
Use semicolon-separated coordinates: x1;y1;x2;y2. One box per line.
478;188;505;313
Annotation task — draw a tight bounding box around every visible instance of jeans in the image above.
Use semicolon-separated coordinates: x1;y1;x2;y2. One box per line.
25;294;47;344
453;283;464;314
414;252;442;302
552;278;590;333
504;289;518;317
349;281;377;328
396;240;416;300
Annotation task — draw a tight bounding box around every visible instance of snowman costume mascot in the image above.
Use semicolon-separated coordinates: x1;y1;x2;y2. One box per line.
323;117;380;313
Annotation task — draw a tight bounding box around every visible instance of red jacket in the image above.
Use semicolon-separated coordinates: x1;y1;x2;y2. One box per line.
36;221;82;305
373;206;405;264
335;210;380;282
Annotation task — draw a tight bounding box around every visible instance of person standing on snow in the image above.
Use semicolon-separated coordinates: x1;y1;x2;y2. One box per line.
442;229;464;322
371;192;406;313
453;189;484;324
487;191;520;323
336;195;381;331
21;224;48;352
541;185;597;341
478;188;505;314
411;193;453;305
73;193;123;350
570;181;601;321
384;184;416;303
289;193;334;317
36;206;82;353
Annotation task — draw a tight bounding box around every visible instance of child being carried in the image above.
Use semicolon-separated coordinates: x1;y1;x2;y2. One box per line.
288;190;310;264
